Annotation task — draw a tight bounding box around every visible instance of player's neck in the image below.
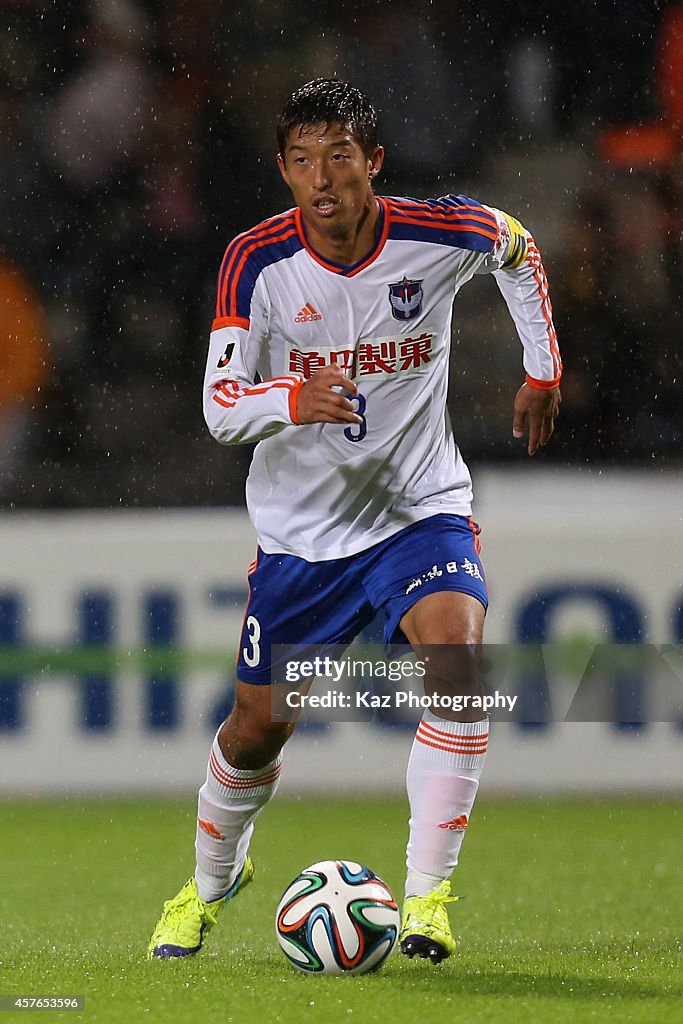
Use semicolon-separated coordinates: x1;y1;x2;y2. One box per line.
301;198;380;267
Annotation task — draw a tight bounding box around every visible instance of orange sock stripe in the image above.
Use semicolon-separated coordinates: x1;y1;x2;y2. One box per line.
416;725;488;751
417;720;489;743
416;734;488;755
210;752;281;791
210;764;281;792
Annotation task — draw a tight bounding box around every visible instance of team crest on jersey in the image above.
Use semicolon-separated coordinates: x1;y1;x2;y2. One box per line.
388;276;423;321
217;342;235;368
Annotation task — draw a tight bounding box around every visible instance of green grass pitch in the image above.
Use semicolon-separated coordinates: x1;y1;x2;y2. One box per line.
0;796;680;1024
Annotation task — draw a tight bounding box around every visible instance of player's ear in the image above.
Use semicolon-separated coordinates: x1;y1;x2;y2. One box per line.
277;152;290;186
368;146;384;182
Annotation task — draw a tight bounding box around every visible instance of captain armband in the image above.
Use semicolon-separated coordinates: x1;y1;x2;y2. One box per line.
500;212;529;270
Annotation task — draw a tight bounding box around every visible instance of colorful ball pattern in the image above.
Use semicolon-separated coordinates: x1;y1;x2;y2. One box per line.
275;860;400;975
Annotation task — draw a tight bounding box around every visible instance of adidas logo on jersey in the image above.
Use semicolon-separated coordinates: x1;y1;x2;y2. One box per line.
294;303;323;322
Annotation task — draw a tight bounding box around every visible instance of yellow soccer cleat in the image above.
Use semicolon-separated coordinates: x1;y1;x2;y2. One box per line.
399;880;459;964
147;857;254;960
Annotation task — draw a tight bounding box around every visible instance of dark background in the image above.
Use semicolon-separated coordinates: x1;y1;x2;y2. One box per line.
1;0;681;509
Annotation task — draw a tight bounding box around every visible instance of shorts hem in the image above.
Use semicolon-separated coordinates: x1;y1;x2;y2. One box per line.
235;668;275;686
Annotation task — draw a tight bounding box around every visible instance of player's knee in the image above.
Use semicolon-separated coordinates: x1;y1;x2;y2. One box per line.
402;592;485;648
222;686;292;760
423;643;483;700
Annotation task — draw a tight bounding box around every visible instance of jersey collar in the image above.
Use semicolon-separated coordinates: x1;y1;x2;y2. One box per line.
294;198;390;277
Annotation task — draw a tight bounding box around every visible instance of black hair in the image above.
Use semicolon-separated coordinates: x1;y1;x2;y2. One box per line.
276;79;379;159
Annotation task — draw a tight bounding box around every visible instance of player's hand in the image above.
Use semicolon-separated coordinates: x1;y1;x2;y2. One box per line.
512;383;561;455
295;365;362;425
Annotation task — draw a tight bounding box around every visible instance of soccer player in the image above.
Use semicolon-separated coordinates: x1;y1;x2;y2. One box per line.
148;79;561;964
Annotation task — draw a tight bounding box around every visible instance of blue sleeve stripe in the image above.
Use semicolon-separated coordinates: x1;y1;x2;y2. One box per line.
385;195;498;252
216;211;301;320
389;219;495;252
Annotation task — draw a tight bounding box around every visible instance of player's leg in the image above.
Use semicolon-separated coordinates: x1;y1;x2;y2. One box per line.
363;514;488;962
148;682;295;960
149;546;374;960
194;681;295;904
398;591;488;963
148;547;299;960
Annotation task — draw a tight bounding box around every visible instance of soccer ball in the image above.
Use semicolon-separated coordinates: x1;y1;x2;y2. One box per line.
275;860;400;975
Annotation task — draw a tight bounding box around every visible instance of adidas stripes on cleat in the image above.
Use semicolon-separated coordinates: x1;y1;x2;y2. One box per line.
399;880;459;964
147;857;254;960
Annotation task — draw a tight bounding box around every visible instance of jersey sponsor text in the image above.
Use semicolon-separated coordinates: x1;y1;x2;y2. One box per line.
285;331;435;380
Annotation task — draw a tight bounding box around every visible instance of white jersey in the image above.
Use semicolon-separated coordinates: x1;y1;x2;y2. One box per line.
204;195;561;561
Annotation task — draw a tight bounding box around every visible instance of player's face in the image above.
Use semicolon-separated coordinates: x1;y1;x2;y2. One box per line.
277;123;384;256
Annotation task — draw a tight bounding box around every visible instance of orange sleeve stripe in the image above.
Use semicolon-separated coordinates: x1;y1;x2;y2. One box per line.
217;211;296;314
525;373;562;390
389;198;498;220
527;241;560;366
212;315;249;332
215;377;299;396
242;380;296;397
392;208;499;230
288;379;306;424
525;240;563;380
213;383;239;403
388;198;499;228
210;376;300;411
212;393;236;408
217;214;297;317
391;212;498;241
215;245;232;317
228;227;299;317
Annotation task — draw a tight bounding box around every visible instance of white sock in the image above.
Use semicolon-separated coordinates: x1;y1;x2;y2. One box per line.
194;732;282;902
405;711;488;898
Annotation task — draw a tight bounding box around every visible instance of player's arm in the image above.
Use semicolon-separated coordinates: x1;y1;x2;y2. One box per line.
295;366;362;425
511;378;561;456
205;228;364;443
204;332;361;444
203;324;306;445
484;208;562;455
205;234;312;444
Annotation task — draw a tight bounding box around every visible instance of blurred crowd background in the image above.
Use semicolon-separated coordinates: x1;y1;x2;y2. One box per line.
1;0;681;508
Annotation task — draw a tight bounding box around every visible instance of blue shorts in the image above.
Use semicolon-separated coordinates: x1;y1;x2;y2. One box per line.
236;513;487;684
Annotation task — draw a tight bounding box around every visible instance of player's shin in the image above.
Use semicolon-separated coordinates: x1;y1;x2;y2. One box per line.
194;730;282;902
405;711;488;897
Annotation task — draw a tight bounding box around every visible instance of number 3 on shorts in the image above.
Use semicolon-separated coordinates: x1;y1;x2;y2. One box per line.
242;614;261;666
